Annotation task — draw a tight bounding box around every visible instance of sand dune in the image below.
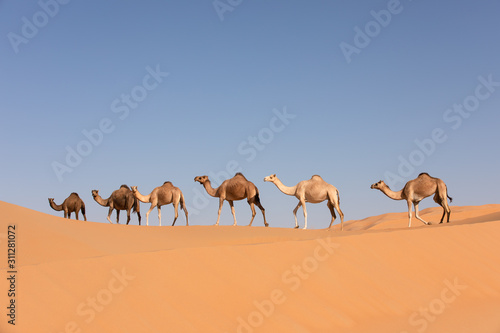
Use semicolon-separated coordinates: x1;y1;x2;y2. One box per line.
1;201;499;333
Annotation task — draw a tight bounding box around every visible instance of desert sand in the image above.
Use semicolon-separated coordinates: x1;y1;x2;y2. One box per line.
1;201;499;333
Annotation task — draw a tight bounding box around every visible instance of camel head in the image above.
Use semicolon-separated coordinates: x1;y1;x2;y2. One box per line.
131;186;138;193
91;190;99;198
48;198;54;204
263;174;277;183
370;180;387;190
194;175;209;184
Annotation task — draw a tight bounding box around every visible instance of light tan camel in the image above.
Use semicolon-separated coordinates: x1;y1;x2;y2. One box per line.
91;185;141;225
370;172;452;227
131;182;188;227
194;172;268;227
264;174;344;230
48;192;86;221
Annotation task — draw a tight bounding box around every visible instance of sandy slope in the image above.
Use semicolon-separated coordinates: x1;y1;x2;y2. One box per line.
0;201;499;333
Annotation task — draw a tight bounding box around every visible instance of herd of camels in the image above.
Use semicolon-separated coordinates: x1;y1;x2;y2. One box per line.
48;172;453;229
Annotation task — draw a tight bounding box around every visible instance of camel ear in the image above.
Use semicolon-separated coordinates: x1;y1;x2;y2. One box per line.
273;174;276;177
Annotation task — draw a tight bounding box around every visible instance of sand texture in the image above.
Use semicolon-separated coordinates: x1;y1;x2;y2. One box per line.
1;201;499;332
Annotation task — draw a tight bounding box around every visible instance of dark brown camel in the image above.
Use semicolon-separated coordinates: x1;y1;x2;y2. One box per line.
48;192;86;221
194;172;268;227
92;185;141;225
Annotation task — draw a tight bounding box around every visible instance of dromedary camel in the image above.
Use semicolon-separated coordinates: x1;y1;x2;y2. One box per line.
194;172;268;227
264;174;344;230
131;182;188;227
48;192;86;221
370;172;452;227
91;185;141;225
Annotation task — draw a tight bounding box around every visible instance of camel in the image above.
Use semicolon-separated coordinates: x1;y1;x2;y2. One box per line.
131;182;188;227
370;172;452;227
194;173;268;227
264;174;344;230
91;185;141;225
48;192;86;221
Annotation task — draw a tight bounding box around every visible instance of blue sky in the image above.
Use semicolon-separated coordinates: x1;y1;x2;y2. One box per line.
1;0;499;228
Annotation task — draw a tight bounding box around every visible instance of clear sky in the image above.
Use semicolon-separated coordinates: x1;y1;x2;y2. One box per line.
1;0;499;228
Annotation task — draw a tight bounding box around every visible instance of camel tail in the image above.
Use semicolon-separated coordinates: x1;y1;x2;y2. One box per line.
254;191;262;205
445;184;453;203
133;198;140;213
81;203;86;216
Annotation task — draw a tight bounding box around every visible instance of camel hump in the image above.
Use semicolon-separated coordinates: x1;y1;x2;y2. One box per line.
234;172;247;180
418;172;431;178
311;175;323;180
70;192;80;198
163;181;173;186
120;184;130;190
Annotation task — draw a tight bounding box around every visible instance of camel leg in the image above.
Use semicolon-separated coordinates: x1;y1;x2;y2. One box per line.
434;194;445;223
327;190;344;231
301;199;308;230
116;210;120;224
441;201;451;223
292;202;302;229
158;206;162;227
435;194;451;223
439;210;446;223
126;209;132;225
327;201;337;230
445;194;452;223
407;201;412;228
247;202;256;226
254;201;268;227
75;210;79;221
216;198;224;226
146;205;154;226
172;203;179;226
106;207;113;223
336;203;345;231
183;206;189;226
414;203;430;225
228;200;237;226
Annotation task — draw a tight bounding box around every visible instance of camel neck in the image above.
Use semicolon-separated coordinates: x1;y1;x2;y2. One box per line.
202;180;218;197
133;190;151;203
94;195;110;207
273;178;297;196
379;185;404;200
49;201;63;211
